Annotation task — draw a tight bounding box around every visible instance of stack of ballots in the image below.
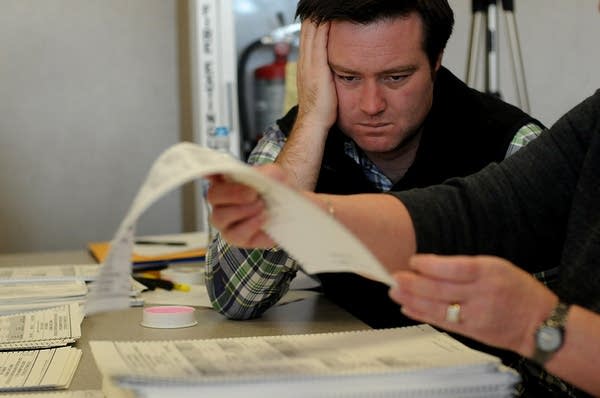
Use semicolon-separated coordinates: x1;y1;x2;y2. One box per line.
0;264;137;393
91;324;520;398
0;263;145;316
0;304;83;392
0;264;99;315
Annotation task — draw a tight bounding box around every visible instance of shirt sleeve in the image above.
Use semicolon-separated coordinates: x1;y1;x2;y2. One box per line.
205;124;303;319
504;122;544;158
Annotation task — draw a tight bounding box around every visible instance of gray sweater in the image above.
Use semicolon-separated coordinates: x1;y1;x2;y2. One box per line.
392;89;600;312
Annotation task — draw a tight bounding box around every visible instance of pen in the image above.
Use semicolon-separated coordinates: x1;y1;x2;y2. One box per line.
135;240;187;246
133;276;191;292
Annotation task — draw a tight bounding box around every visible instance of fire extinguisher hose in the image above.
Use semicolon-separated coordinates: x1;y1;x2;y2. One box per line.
237;39;265;160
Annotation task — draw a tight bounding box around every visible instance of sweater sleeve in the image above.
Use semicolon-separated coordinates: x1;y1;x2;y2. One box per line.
391;90;599;274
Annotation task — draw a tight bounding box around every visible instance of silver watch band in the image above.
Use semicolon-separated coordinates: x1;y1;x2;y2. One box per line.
532;301;570;366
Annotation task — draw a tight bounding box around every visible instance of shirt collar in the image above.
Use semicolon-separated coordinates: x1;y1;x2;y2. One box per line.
343;138;393;191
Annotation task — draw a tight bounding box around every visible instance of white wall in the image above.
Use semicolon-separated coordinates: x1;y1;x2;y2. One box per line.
0;0;599;253
445;0;600;126
0;0;183;252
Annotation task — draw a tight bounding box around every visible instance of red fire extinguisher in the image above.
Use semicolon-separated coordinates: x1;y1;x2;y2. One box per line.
253;41;290;137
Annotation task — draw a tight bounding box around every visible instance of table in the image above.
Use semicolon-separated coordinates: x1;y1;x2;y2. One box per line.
0;250;369;391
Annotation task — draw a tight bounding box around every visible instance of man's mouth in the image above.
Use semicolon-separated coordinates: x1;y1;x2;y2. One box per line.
359;122;389;128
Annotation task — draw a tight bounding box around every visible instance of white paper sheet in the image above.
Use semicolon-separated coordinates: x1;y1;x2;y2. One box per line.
85;143;394;315
0;303;82;350
0;300;86;317
0;347;82;392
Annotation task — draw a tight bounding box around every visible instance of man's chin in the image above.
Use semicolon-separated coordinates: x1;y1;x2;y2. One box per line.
354;139;398;154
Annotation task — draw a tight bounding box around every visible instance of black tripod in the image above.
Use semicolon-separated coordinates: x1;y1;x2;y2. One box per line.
465;0;530;112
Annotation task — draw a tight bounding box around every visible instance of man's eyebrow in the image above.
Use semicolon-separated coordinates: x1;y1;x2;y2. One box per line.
379;66;417;74
328;63;355;74
329;63;417;75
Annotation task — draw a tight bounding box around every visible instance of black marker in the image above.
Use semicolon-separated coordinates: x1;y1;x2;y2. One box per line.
135;240;187;246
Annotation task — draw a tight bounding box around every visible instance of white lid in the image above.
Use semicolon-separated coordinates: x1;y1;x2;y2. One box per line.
141;305;197;329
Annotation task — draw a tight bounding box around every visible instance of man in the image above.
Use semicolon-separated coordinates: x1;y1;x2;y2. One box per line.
206;0;544;328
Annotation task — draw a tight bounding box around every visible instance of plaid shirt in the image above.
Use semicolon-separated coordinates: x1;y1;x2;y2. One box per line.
205;122;543;319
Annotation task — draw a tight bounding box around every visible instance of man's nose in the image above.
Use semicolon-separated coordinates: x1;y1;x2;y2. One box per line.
359;81;386;115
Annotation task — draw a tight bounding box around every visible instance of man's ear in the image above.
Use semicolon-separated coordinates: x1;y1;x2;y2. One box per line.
434;51;443;73
431;51;443;80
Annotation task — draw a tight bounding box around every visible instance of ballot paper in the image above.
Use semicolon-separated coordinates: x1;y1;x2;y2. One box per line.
0;346;82;392
0;303;82;351
0;300;86;318
85;142;395;315
90;325;519;398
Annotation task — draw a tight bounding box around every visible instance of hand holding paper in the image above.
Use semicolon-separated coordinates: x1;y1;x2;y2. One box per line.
85;143;394;315
205;164;289;249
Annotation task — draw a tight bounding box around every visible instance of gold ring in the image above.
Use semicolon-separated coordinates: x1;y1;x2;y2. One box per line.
446;303;461;323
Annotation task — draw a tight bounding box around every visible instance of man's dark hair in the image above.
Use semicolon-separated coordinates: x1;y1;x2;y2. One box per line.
295;0;454;68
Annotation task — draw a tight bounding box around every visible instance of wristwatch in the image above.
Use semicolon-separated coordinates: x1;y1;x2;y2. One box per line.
533;301;570;366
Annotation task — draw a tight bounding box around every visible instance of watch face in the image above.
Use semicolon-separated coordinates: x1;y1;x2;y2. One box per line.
537;326;562;351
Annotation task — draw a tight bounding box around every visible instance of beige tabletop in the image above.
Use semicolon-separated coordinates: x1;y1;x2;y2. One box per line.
0;250;369;391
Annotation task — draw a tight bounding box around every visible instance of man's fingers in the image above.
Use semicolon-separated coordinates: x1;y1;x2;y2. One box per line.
312;21;329;59
215;208;270;248
210;199;265;230
206;180;260;207
205;174;225;185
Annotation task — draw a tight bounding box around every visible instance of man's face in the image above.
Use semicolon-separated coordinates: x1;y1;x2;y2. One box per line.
327;14;439;155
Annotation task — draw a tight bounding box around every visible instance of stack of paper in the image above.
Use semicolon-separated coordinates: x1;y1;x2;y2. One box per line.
0;346;82;392
0;265;97;314
0;281;88;315
0;265;146;315
0;264;101;283
91;324;520;398
0;298;85;394
0;304;82;351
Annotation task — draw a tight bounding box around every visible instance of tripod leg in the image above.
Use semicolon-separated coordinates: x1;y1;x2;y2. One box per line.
466;11;484;87
504;10;530;112
485;0;500;97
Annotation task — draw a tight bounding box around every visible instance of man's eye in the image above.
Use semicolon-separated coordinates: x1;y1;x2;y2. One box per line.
386;75;408;82
337;74;359;82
